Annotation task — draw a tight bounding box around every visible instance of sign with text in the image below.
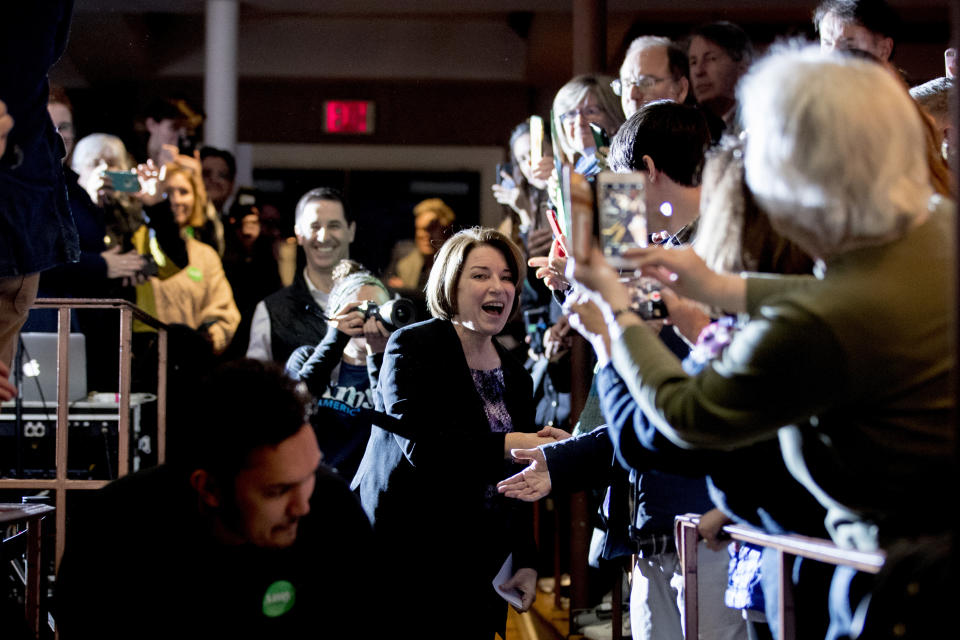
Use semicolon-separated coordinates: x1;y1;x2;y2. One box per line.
323;100;375;134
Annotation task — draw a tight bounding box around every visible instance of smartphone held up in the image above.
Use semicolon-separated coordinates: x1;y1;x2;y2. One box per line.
596;170;648;266
103;170;140;193
566;170;669;321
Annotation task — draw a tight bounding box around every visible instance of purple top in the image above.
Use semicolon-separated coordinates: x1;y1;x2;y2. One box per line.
470;367;513;433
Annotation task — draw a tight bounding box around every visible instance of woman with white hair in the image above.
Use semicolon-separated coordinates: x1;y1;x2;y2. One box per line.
569;45;952;634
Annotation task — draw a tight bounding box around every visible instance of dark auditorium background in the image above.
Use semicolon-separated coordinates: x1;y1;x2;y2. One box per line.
53;0;950;273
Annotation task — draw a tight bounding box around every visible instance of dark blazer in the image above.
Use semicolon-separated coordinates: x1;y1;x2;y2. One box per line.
0;3;79;278
352;317;537;637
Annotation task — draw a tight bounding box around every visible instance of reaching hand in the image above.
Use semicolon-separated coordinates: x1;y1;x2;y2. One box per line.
620;246;732;308
122;272;149;288
102;245;146;280
491;170;524;217
132;160;165;206
697;508;733;552
568;247;632;315
158;144;202;176
0;360;17;401
542;316;572;363
497;447;552;502
528;240;569;292
531;156;553;183
526;226;553;259
363;316;390;355
659;287;712;345
565;291;612;366
500;567;538;613
0;99;13;158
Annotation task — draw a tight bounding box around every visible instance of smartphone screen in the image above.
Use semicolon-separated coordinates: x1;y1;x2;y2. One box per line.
496;162;516;189
529;115;544;173
596;171;647;266
103;170;140;193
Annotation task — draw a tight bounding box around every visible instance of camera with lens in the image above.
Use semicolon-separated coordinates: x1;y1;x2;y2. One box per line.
356;298;416;331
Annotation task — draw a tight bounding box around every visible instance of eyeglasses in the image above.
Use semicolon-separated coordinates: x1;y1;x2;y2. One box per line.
610;75;669;97
54;122;74;135
560;104;605;124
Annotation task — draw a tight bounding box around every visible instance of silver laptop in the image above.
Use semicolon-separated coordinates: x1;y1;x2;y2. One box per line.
16;332;88;403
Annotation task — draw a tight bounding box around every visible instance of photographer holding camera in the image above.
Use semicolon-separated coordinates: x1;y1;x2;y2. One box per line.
286;260;412;482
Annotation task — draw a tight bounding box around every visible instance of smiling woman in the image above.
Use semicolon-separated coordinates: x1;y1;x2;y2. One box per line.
144;164;240;355
353;227;563;639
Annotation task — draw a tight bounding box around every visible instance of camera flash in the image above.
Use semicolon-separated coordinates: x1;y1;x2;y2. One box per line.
659;202;673;217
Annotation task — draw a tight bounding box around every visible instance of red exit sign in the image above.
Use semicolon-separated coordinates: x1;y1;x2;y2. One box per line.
323;100;375;134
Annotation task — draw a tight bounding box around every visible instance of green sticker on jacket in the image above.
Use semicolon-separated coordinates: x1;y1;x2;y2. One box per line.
262;580;296;618
186;266;203;282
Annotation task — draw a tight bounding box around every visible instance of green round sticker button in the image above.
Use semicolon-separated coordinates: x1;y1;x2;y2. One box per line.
186;266;203;282
262;580;296;618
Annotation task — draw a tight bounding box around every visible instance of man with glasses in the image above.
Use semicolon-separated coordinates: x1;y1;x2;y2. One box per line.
612;36;691;119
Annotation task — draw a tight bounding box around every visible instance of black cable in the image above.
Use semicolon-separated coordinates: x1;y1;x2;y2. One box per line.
101;424;114;479
13;336;23;477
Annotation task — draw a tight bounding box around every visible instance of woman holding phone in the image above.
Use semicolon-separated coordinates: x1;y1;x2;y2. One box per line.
551;74;625;166
137;162;240;356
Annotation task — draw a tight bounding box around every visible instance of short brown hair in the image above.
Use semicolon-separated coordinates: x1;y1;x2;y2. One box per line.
425;227;525;321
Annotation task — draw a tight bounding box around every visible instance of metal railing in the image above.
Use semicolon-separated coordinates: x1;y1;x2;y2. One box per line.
675;513;886;640
0;298;167;568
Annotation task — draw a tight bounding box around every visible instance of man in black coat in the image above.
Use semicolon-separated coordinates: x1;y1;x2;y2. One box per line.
56;360;378;639
0;2;79;387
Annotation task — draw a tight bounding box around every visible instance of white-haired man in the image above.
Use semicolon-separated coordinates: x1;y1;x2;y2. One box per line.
613;36;691;119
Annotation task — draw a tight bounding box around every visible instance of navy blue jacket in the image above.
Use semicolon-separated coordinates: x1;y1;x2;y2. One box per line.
0;2;78;277
286;324;386;482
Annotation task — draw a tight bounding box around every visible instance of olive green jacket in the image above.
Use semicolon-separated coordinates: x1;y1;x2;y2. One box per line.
610;197;955;547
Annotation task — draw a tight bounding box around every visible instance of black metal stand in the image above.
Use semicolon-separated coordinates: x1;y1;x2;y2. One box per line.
13;335;24;478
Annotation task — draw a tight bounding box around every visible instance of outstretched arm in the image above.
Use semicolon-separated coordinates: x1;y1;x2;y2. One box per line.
497;447;552;501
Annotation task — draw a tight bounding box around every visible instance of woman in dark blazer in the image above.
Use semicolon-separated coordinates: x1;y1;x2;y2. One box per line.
352;227;559;639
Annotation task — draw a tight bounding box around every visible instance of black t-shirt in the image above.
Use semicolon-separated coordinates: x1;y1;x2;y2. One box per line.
57;464;377;639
